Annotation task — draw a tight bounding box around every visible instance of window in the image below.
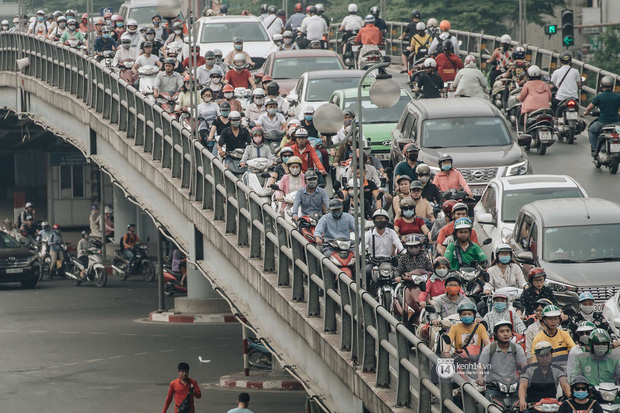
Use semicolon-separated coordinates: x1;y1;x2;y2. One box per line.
304;77;362;102
481;186;497;219
272;57;344;79
421;117;512;148
517;215;534;250
342;95;410;123
200;22;269;43
60;165;85;199
399;112;410;134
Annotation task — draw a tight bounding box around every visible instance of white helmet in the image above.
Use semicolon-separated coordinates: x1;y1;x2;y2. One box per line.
1;20;8;26
120;32;132;42
13;17;19;24
464;55;476;65
316;4;324;12
423;58;436;68
427;18;438;28
500;34;512;44
232;53;247;70
372;209;390;220
253;88;265;97
303;105;315;114
348;4;358;13
126;18;138;33
416;22;426;31
37;10;45;15
527;65;541;77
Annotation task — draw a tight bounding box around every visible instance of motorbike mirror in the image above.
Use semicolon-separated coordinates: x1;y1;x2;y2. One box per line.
480;321;488;330
515;251;535;265
481;270;490;283
419;281;426;292
260;172;272;179
270;184;280;191
332;180;342;191
563;304;576;316
336;190;345;199
442;335;451;345
614;318;620;331
384;166;393;175
518;133;532;147
146;236;150;242
482;238;492;246
424;305;436;313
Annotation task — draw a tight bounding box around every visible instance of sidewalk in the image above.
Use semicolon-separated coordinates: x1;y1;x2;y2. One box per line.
219;370;304;391
148;311;238;324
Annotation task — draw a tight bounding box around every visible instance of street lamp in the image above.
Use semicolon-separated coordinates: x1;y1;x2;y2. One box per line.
158;0;182;25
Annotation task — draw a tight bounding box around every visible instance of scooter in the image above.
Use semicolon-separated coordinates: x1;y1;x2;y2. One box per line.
242;158;274;202
137;64;159;101
518;108;557;155
343;35;359;69
48;242;71;279
96;50;115;68
491;77;510;110
157;92;179;118
67;38;87;53
460;259;490;310
358;47;384;70
118;59;136;85
593;122;620;174
529;398;561;412
486;376;519;413
112;240;156;282
234;87;252;111
593;383;620;412
298;213;319;243
66;246;107;287
368;258;398;309
327;237;355;279
223;148;247;178
504;84;522;127
248;337;272;369
392;269;429;328
555;98;585;144
178;105;197;131
37;241;51;281
163;265;187;296
265;130;285;156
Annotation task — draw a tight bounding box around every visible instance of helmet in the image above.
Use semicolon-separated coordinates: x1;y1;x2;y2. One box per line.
589;328;611;352
287;118;301;127
438;153;453;164
267;82;280;95
453;217;472;231
372;209;389;221
81;230;89;237
439;20;450;31
493;320;513;334
294;3;303;12
232;53;247;70
452;202;468;216
232;36;243;44
303;105;315;115
445;271;462;285
286;156;302;166
343;109;355;118
541;305;561;318
433;256;450;268
253;88;266;97
500;34;512;44
492;291;508;300
527;267;546;283
416;164;430;175
534;341;553;355
457;301;477;314
294;127;309;138
416;22;426;31
571;375;589;388
41;221;49;229
260;4;268;13
579;292;595;302
495;243;513;256
104;206;113;214
370;6;379;16
25;215;33;221
411;9;421;19
309;6;317;14
209;66;224;77
601;76;614;88
442;200;457;217
397;175;412;185
113;15;123;22
427;18;438;28
316;4;324;13
101;26;110;33
404;142;419;153
126;19;138;32
67;18;77;28
404;233;424;246
127;223;136;229
251;126;264;137
535;298;553;308
103;12;112;19
423;58;436;68
228;111;242;120
268;5;277;13
364;15;375;24
410;180;423;190
527;65;542;78
576;321;596;333
53;224;61;230
25;202;33;208
280;146;294;157
513;46;526;60
442;39;454;52
283;30;293;38
163;58;176;66
399;197;415;208
329;198;343;210
348;4;358;13
265;97;278;107
559;51;572;64
464;55;476;65
262;75;273;83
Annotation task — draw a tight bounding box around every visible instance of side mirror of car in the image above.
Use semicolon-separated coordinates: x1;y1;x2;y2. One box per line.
515;251;535;265
518;134;532;147
477;213;496;226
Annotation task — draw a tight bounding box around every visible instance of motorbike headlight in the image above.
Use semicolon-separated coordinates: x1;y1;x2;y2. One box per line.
460;270;477;281
535;403;560;412
600;389;618;402
505;160;529;176
412;275;427;284
499;382;508;392
501;227;513;243
26;255;37;266
336;240;351;250
380;269;392;277
545;279;577;293
509;382;518;393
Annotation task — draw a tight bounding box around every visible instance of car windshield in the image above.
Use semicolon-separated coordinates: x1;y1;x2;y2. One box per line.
200;22;269;43
543;224;620;263
0;232;21;248
421;117;512;148
342;95;410;123
128;7;182;26
502;188;584;223
272;57;343;79
305;78;361;102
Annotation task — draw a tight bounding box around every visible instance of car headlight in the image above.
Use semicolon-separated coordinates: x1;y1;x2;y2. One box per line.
545;279;578;293
501;227;513;243
505;160;529;176
26;255;37;266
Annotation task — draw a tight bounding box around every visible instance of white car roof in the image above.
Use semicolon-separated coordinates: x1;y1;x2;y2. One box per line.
495;175;584;192
197;15;263;24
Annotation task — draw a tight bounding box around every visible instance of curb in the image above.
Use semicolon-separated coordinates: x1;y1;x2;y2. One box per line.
219;375;304;391
148;311;238;324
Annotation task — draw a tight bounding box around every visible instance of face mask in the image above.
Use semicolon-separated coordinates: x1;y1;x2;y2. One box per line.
408;246;421;255
580;335;590;345
117;22;124;28
59;22;66;28
289;166;301;176
442;164;452;171
234;44;242;50
203;96;212;102
224;92;233;99
573;390;588;400
122;43;130;49
175;29;182;35
153;20;160;27
307;180;318;189
403;209;415;218
408;153;418;162
267;108;277;115
344;119;353;126
332;211;343;219
446;286;460;296
419;175;430;184
220;110;229;117
493;302;507;312
305;115;313;122
580;304;595;315
284;38;292;45
147;34;154;41
231;121;241;128
205;59;214;66
253;137;263;144
106;19;111;25
375;221;388;230
593;345;608;356
461;316;474;325
38;16;44;21
211;77;221;84
435;268;449;278
499;256;511;265
254;98;264;105
103;33;110;39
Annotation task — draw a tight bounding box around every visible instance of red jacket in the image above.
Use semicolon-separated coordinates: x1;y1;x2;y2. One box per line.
162;378;201;413
435;53;464;82
290;143;325;172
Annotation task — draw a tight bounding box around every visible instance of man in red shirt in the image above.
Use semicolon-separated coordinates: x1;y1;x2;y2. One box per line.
289;128;326;175
435;39;464;83
182;45;206;70
354;15;383;68
224;53;255;89
436;202;479;255
162;362;202;413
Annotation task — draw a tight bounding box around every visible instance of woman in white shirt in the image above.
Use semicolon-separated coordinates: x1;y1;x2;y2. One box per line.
483;243;527;294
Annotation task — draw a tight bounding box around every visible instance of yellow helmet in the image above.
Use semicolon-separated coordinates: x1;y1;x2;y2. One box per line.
286;156;302;166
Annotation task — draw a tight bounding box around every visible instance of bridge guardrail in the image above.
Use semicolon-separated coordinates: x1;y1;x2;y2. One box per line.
6;29;607;412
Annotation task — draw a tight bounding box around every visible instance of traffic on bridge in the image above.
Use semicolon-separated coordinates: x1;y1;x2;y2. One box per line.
1;0;620;412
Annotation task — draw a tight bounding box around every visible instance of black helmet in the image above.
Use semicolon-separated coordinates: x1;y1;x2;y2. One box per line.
146;28;156;34
268;5;277;13
438;153;453;164
559;51;572;65
309;6;317;14
220;5;228;13
267;82;280;95
260;4;268;13
370;6;379;16
444;271;462;285
442;39;454;52
411;9;421;19
277;9;285;16
329;198;343;210
513;46;526;60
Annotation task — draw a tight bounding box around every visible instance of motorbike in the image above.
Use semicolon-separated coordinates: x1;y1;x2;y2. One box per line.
223;147;247;178
48;242;70;279
65;247;107;287
163;265;187;297
178;105;197;131
357;46;384;71
156;92;179;118
233;87;252;110
37;241;51;281
248;337;272;369
112;241;156;282
96;50;115;68
459;257;490;310
118;59;136;85
392;269;429;328
592;121;620;175
242;158;274;202
518;108;557;156
327;237;355;279
343;35;360;69
529;398;561;412
368;257;399;309
491;77;510;110
593;383;620;412
504;83;522;127
265;130;285;155
555;98;585;144
486;376;519;413
298;213;319;243
418;310;460;355
67;38;87;53
137;64;159;101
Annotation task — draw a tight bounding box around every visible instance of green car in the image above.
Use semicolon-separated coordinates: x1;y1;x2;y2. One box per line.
328;87;413;165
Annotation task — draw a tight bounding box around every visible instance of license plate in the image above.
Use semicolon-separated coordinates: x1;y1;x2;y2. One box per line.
539;131;552;141
352;45;360;52
472;188;485;196
565;111;579;120
610;143;620;153
6;268;23;274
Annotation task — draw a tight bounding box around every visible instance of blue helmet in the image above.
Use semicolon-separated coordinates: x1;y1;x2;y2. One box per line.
453;217;473;231
579;292;595;302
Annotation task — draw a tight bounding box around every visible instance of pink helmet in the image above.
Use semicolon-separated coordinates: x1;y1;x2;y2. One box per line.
464;55;476;65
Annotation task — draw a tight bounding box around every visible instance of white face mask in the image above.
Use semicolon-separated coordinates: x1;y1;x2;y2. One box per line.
211;77;221;84
435;268;449;278
224;92;233;99
580;304;595;315
174;29;182;35
593;344;608;356
203;96;212;103
254;98;264;105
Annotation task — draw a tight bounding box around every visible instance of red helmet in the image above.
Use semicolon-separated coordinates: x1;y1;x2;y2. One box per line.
104;12;113;19
262;75;273;82
306;6;312;13
82;13;88;19
441;199;457;217
223;84;234;92
295;3;303;12
528;267;546;283
53;224;61;230
241;10;250;15
183;74;194;82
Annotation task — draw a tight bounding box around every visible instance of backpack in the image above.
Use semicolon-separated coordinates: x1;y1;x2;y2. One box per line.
489;340;517;356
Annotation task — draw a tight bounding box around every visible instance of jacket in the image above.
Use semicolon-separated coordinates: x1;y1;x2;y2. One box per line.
453;62;488;98
276;174;305;198
484;263;528;292
419;278;446;302
432;169;471;194
519;79;551;114
240;143;277;163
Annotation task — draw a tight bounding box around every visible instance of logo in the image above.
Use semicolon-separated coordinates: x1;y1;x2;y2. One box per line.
585;365;592;374
381;140;390;146
472;170;484;180
7;257;16;262
436;358;455;379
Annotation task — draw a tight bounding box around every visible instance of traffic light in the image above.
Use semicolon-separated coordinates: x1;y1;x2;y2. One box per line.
562;9;574;47
544;24;557;35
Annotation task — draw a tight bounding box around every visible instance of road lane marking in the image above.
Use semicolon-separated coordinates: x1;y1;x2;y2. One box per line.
89;332;107;335
159;349;174;352
85;359;105;363
133;352;150;356
108;356;125;359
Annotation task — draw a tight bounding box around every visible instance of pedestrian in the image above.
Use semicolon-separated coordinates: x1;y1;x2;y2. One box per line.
162;362;202;413
227;392;253;413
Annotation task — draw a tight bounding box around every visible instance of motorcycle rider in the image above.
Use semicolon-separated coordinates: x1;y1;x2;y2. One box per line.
151;14;167;42
174;74;202;112
112;16;125;41
171;248;187;286
430;200;456;243
583;76;620;157
224;54;255;89
89;205;103;240
274;156;305;201
338;4;364;54
406;22;431;64
574;329;620;387
265;82;289;115
417;256;449;306
290;128;326;175
487;34;513;88
557;375;603;413
353;15;383;68
28;10;48;36
258;4;268;21
394;143;423;182
120;224;141;273
263;5;284;37
47;224;65;277
0;20;8;31
483;244;527;294
17;225;35;248
394;197;431;238
413;58;444;98
435;40;463;83
477;320;527;398
432;154;474;199
279;31;299;51
300;7;328;49
292;170;329;221
365;209;403;288
531;305;575;367
483;291;527;334
197;88;220;145
132;42;162;80
520;267;560;316
443;217;488;271
18;202;35;228
452;55;488;98
566;321;596;382
10;17;20;33
112;33;138;71
37;221;54;244
224;37;255;68
162;21;184;54
138;28;162;56
123;19;141;48
550;52;581;114
217;111;250;160
519;341;571;412
48;16;67;41
240;127;277;167
428;20;459;56
395;234;432;283
431;273;475;322
94;26;117;54
208;101;231;142
436;202;480;255
415;164;441;204
256;98;286;133
103;206;115;238
61;19;87;48
315;198;355;257
369;6;386;34
153;58;184;99
245;89;266;122
196;51;216;87
518;65;552;130
271;146;295;182
567;292;618;345
77;230;92;279
442;301;490;358
182;44;205;70
398;9;421;71
285;3;306;32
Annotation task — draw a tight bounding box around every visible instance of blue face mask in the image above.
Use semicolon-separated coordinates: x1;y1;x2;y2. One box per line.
38;16;44;21
499;256;511;265
573;390;588;400
493;302;507;312
403;210;415;219
461;316;474;325
441;164;452;171
220;110;230;117
305;115;313;122
117;22;124;27
234;44;242;50
103;33;110;39
282;156;290;163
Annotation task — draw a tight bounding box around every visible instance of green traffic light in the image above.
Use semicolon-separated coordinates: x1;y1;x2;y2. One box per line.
549;25;556;34
564;35;574;46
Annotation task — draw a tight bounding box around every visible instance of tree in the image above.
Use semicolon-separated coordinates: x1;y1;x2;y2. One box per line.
591;26;620;76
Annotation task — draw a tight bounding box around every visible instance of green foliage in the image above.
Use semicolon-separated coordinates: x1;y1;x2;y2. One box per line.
591;26;620;76
24;0;124;15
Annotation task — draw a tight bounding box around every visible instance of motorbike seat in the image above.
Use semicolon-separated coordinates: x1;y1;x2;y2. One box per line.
528;108;553;118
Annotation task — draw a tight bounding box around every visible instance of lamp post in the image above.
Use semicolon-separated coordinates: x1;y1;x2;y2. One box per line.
158;0;182;30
